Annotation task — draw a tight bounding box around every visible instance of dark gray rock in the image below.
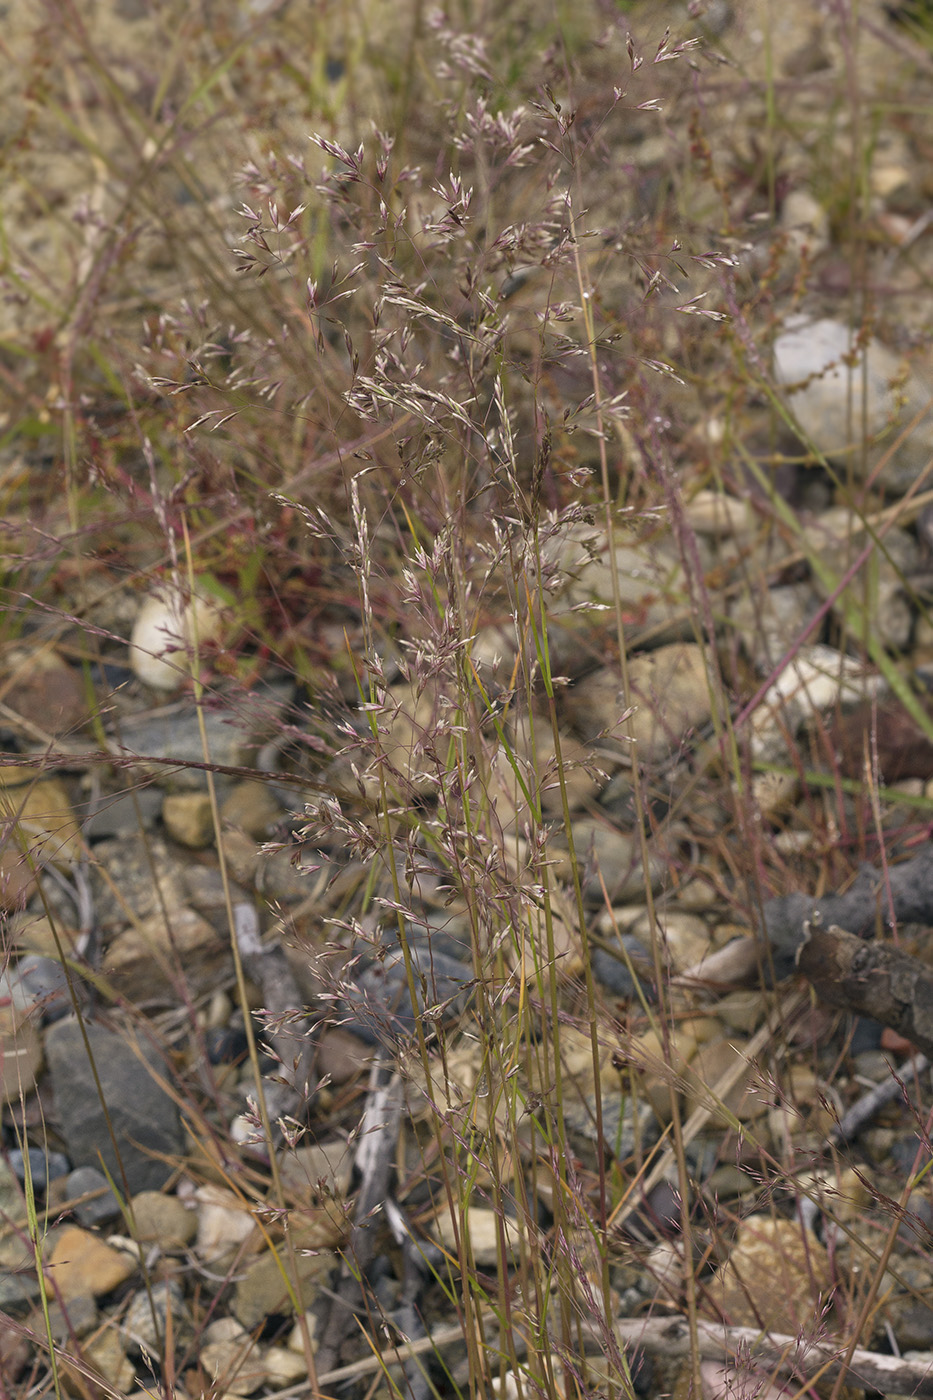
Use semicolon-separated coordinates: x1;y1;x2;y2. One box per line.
343;942;473;1045
0;1271;40;1311
593;936;655;999
7;1147;70;1186
46;1020;183;1194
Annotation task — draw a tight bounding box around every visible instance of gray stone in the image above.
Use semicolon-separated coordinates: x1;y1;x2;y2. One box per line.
592;936;654;999
774;316;933;493
0;1270;40;1311
47;1020;183;1194
7;1147;69;1185
342;940;473;1045
65;1166;122;1226
121;1279;192;1356
43;1292;99;1342
79;784;162;841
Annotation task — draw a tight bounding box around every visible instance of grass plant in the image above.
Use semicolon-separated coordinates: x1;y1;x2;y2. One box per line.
3;2;933;1399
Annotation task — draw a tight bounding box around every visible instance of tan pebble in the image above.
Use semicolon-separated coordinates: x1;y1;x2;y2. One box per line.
233;1246;332;1330
709;1216;831;1333
686;1038;764;1125
221;781;284;839
278;1141;353;1200
203;1316;248;1345
0;778;81;867
715;990;768;1033
684;490;755;538
162;793;215;848
315;1027;375;1083
129;1190;198;1248
623;644;717;762
103;905;221;1000
46;1225;137;1300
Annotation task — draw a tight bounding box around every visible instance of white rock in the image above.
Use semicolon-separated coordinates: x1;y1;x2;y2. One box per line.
433;1206;529;1267
774;317;933;493
629;908;710;972
129;586;225;690
749;644;880;762
264;1345;309;1387
194;1184;256;1262
781;189;830;253
684;490;756;538
199;1335;267;1396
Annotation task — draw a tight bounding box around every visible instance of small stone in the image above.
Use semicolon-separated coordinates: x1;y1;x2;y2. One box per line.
7;1147;69;1186
129;586;226;691
0;649;89;738
774;316;933;494
0;1163;24;1221
103;904;224;1000
623;644;716;763
46;1020;184;1194
121;1279;192;1357
683;490;756;538
714;991;770;1034
46;1225;136;1300
233;1245;332;1329
780;188;830;258
286;1311;318;1353
314;1027;375;1083
0;776;81;868
0;851;38;910
221;781;285;839
628;908;710;973
708;1216;831;1333
685;1038;765;1125
562;816;666;904
61;1330;134;1395
278;1141;353;1201
162;792;215;848
204;1316;249;1344
129;1190;197;1248
749;644;876;764
194;1184;257;1263
264;1345;309;1387
0;1004;43;1105
0;1271;41;1312
1;955;70;1022
80;784;163;841
40;1292;99;1342
433;1207;528;1268
200;1335;268;1396
64;1167;122;1227
592;934;655;998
